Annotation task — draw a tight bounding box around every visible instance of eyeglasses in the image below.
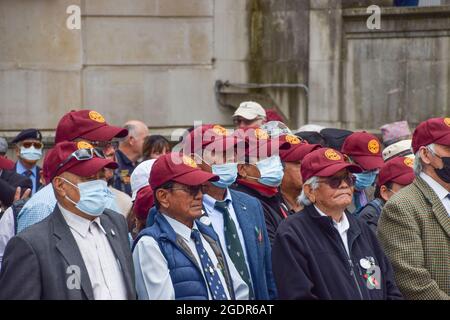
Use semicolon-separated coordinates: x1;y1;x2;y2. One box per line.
170;185;206;197
54;148;105;179
22;141;43;149
318;175;356;189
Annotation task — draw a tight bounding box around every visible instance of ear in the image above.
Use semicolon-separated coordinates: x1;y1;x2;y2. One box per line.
237;164;247;178
380;185;390;202
156;189;170;209
303;184;316;204
420;147;432;165
52;176;66;198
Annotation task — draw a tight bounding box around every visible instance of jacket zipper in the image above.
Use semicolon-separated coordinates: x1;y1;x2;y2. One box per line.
335;233;364;300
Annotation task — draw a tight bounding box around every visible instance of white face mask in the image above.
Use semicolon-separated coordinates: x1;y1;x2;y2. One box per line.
20;146;42;161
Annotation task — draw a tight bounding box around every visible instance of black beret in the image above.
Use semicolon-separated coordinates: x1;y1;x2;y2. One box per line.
12;129;42;144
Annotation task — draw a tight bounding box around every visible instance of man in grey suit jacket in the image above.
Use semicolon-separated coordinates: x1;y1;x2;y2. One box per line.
0;141;136;300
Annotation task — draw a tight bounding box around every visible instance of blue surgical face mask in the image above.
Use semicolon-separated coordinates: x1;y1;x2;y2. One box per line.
105;187;120;213
62;178;108;216
211;163;238;189
20;146;42;161
354;171;378;191
249;155;284;187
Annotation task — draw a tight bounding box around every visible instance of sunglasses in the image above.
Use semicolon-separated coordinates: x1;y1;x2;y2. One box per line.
54;148;105;179
170;185;206;197
22;141;43;149
318;175;356;189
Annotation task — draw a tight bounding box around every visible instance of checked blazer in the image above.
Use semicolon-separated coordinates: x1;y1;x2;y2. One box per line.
377;176;450;300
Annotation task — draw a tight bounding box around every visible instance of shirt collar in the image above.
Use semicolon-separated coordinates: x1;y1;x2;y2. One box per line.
59;204;106;238
16;160;37;176
162;213;198;242
314;205;349;230
202;188;232;212
420;172;449;201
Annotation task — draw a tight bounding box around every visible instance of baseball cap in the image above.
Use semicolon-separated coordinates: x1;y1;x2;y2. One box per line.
382;139;414;162
150;153;219;190
0;156;15;170
341;132;384;171
412;117;450;154
55;110;128;143
131;159;156;201
185;124;234;154
46;141;118;180
278;135;321;162
301;148;362;182
234;128;290;162
133;185;154;220
233;101;266;120
377;156;415;187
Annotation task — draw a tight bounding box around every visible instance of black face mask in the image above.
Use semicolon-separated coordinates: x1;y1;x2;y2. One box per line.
433;155;450;183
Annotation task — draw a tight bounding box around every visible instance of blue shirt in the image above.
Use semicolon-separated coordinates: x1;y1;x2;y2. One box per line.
16;161;38;194
202;189;253;284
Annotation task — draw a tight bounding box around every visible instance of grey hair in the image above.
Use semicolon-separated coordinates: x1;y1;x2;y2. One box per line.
124;123;138;138
413;143;435;176
297;176;319;206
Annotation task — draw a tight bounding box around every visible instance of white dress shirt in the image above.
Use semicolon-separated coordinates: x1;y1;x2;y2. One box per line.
59;204;127;300
202;189;253;284
420;172;450;216
133;214;249;300
0;207;15;271
315;205;350;256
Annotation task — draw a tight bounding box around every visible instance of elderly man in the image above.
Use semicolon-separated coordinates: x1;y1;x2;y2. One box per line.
0;141;136;299
113;120;149;196
341;132;384;215
378;117;450;300
15;109;128;234
233;101;267;129
272;148;402;300
279;135;321;214
132;152;249;300
359;156;415;233
187;125;277;299
232;128;289;244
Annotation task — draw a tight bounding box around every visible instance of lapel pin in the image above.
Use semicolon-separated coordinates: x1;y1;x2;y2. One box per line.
111;229;116;237
359;258;371;269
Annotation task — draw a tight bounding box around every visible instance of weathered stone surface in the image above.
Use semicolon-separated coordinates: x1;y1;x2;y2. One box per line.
83;66;231;128
85;0;213;16
0;0;82;69
83;17;213;65
0;70;81;129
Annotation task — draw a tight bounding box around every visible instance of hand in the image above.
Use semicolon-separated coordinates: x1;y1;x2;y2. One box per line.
13;186;31;202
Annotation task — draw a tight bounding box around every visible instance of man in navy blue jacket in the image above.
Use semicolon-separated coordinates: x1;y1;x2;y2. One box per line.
272;148;403;300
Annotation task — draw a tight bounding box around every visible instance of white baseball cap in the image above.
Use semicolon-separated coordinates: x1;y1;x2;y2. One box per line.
130;159;156;201
382;139;414;162
233;101;266;120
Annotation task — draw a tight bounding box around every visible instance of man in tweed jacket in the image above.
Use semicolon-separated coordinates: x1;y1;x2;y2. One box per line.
378;118;450;300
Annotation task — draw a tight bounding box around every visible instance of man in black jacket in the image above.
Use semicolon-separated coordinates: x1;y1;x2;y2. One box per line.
272;147;402;300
